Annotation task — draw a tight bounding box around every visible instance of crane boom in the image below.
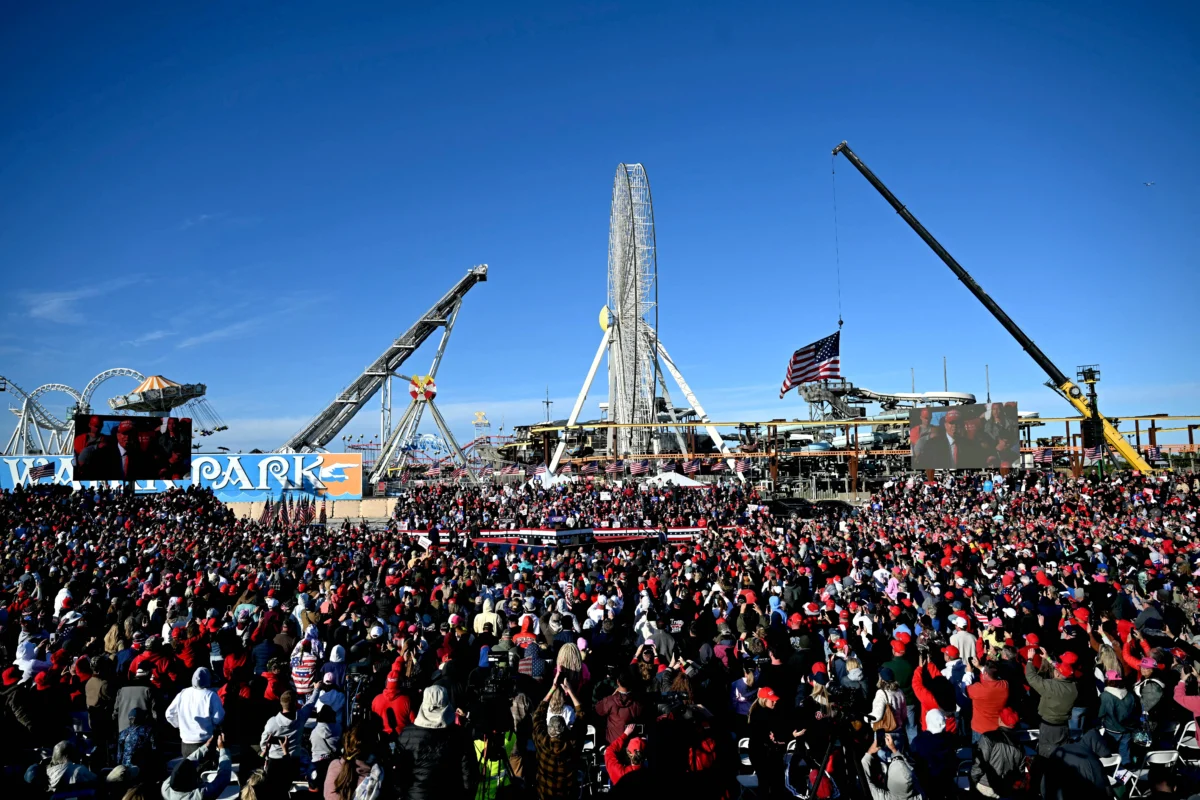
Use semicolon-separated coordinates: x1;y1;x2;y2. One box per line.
831;141;1152;472
279;265;488;453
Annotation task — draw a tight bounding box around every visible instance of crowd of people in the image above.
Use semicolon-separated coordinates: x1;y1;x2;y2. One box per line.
2;466;1200;800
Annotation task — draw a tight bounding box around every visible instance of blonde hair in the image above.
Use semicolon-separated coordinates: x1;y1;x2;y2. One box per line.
239;770;266;800
845;658;861;671
556;643;583;672
1097;645;1122;676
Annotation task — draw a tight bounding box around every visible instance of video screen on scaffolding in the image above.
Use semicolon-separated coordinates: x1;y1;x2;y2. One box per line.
72;414;192;481
908;402;1019;470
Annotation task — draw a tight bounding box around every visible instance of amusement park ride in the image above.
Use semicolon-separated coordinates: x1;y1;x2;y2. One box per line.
551;163;737;478
277;265;494;485
1;369;226;457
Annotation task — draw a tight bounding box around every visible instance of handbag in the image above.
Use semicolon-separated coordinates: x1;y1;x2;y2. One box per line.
872;700;900;732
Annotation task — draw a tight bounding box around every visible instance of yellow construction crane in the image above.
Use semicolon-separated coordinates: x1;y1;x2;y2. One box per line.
832;142;1153;472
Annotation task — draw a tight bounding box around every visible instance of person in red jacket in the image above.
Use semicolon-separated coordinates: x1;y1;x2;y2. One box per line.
966;661;1009;741
371;669;416;734
912;656;958;734
604;725;645;787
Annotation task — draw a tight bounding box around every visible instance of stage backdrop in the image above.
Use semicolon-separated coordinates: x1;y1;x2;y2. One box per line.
0;452;363;501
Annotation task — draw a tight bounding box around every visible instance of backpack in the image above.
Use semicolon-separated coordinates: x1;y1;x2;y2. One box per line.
353;762;384;800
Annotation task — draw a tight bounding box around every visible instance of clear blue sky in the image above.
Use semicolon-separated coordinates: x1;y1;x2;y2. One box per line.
2;1;1197;452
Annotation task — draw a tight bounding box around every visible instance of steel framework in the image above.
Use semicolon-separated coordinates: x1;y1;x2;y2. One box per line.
3;369;147;456
281;266;487;490
551;165;736;478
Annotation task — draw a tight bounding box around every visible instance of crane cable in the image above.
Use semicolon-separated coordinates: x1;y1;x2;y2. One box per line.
831;154;844;331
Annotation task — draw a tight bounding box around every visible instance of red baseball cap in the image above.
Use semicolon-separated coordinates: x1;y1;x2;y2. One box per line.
757;687;781;703
942;645;959;659
627;736;646;752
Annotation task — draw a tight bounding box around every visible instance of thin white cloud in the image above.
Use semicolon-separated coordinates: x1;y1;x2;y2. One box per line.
179;212;226;231
21;277;142;324
124;329;173;347
177;319;258;348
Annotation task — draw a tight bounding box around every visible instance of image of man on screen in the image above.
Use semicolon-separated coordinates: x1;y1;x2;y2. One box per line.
912;420;951;469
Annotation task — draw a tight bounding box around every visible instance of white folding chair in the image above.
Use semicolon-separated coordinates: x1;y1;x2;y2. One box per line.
1177;720;1200;763
1099;754;1121;787
738;737;753;769
583;724;597;752
1146;749;1180;766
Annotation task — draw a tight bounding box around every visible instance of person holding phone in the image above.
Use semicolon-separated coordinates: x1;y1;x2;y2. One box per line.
861;732;920;800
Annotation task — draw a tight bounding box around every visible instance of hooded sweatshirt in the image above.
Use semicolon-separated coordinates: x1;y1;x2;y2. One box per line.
1097;685;1136;733
165;667;225;744
474;598;501;635
319;645;347;687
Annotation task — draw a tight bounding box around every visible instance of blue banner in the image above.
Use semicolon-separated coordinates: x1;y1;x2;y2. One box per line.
0;453;363;501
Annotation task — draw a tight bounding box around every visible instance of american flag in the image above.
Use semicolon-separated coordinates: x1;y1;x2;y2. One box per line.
451;466;467;478
1034;448;1055;465
683;459;700;474
300;497;315;525
1146;445;1162;461
709;459;727;472
558;462;573;475
534;463;548;476
478;464;494;477
606;460;624;475
735;458;751;473
318;498;327;525
277;496;290;526
29;463;55;481
779;331;841;398
501;464;519;475
660;460;676;473
259;498;273;524
1084;445;1104;460
583;462;599;475
629;459;650;475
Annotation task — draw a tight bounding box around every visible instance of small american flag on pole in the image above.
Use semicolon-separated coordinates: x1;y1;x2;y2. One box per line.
683;459;700;474
606;460;623;475
1146;445;1162;461
780;331;841;398
501;464;518;475
534;463;548;476
583;462;598;475
709;459;726;472
558;462;573;475
1034;448;1055;465
478;464;494;477
29;463;55;481
1084;445;1103;460
630;459;649;475
735;458;751;473
661;460;676;473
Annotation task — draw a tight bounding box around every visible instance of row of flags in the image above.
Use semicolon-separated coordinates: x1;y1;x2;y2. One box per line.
259;494;326;526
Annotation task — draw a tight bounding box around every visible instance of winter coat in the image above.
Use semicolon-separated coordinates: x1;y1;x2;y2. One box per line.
114;681;155;731
160;742;232;800
371;684;416;734
1025;661;1077;725
861;751;922;800
395;723;474;800
323;757;372;800
1135;677;1166;720
594;689;643;745
1096;686;1136;733
970;728;1026;795
603;731;643;786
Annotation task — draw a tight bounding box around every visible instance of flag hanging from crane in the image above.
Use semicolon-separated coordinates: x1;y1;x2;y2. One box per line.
780;331;841;398
1084;445;1104;461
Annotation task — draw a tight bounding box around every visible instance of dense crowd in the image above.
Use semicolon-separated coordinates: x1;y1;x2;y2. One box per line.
2;467;1200;800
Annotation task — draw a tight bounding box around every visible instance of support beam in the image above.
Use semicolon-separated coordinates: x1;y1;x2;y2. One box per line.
550;330;610;473
427;401;480;486
655;340;741;481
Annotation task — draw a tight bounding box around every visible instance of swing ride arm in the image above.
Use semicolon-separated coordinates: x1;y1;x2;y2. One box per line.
831;141;1152;473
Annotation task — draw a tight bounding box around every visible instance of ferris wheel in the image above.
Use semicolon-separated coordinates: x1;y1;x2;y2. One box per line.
550;163;738;476
606;164;658;456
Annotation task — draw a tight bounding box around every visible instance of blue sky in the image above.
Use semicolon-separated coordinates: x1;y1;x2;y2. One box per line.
2;1;1197;452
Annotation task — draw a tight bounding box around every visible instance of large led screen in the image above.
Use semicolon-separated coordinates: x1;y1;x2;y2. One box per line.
73;415;192;481
909;402;1019;470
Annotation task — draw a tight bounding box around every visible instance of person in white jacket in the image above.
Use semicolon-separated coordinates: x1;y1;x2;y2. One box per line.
166;667;225;756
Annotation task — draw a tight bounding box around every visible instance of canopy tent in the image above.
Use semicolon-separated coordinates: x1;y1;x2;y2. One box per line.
642;471;705;488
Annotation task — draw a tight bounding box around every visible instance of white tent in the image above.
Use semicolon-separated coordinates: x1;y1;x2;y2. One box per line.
642;471;704;488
